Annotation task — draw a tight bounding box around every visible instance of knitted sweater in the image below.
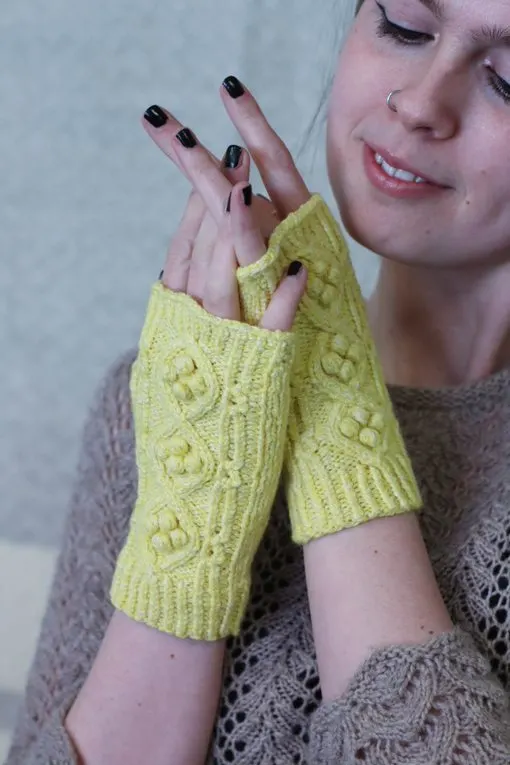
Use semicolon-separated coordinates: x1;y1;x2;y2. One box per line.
7;350;510;764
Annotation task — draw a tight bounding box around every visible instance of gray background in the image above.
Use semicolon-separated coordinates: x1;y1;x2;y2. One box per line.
0;0;378;550
0;0;381;750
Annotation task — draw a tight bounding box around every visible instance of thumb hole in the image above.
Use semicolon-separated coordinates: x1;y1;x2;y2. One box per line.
259;263;307;332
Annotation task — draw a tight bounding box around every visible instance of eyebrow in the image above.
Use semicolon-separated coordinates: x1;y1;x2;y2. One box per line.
416;0;444;21
417;0;510;47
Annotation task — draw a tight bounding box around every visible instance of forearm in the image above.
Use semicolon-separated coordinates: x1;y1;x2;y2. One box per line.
304;512;453;702
66;610;224;765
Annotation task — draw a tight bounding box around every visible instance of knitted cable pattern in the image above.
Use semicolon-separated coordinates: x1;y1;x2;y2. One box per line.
237;195;422;544
110;284;295;640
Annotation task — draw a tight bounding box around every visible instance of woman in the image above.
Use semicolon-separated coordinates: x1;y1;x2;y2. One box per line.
8;0;510;762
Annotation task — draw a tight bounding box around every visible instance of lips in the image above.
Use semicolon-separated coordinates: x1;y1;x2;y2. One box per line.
367;143;443;187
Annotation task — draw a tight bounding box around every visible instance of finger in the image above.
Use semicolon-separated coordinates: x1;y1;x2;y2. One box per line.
142;105;220;185
163;190;205;294
259;261;307;332
186;212;217;303
222;144;250;184
220;77;311;218
228;182;267;267
202;220;240;321
187;146;250;301
142;105;232;224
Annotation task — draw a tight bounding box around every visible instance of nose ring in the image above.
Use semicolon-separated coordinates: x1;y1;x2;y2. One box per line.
387;89;402;112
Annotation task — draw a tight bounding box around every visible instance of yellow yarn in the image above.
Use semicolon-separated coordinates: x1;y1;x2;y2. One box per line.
237;195;422;545
110;283;295;640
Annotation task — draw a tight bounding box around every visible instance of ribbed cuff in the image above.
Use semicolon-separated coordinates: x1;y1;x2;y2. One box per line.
111;547;250;640
286;445;422;545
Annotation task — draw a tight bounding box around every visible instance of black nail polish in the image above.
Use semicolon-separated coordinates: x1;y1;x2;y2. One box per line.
226;192;232;213
222;76;245;99
242;184;252;206
144;105;168;128
287;261;303;276
158;269;164;281
176;128;197;148
223;144;243;169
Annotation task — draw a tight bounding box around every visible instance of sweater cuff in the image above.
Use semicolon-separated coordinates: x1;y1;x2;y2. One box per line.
309;628;510;764
20;707;81;765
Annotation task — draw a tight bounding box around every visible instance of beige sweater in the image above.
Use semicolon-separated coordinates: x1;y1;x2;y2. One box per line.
7;349;510;764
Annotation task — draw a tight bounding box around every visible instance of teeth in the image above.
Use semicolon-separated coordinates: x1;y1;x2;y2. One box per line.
375;153;427;184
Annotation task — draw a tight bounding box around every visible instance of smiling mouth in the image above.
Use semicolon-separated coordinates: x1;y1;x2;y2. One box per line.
374;152;429;185
366;141;447;188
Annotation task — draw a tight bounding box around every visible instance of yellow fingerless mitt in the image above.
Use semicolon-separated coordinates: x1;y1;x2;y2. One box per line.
110;283;295;640
237;195;422;545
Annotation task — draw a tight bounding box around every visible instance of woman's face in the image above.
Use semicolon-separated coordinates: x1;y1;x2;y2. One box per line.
327;0;510;267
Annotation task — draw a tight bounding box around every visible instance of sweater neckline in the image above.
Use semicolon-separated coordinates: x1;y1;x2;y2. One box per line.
388;364;510;412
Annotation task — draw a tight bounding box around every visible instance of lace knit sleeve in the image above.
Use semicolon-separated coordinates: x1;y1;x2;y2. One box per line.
6;351;138;765
309;628;510;764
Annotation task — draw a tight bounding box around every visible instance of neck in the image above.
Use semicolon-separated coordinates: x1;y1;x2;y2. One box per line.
367;259;510;388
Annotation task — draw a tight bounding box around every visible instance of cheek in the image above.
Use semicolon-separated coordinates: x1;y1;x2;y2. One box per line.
326;30;392;188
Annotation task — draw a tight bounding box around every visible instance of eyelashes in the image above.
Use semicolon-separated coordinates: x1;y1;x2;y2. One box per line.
373;1;510;106
375;1;431;45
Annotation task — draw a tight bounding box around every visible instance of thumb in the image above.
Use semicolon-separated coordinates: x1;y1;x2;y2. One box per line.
259;262;307;332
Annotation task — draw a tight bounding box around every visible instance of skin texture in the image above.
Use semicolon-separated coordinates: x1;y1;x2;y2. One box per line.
66;2;510;761
328;0;510;386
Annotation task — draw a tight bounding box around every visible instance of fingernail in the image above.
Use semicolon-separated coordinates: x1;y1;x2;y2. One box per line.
144;105;168;128
223;144;243;169
242;184;252;206
158;269;164;281
176;128;197;148
222;76;245;99
226;192;232;213
287;261;303;276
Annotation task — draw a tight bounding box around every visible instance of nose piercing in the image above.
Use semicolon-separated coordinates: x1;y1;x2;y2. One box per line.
387;89;402;112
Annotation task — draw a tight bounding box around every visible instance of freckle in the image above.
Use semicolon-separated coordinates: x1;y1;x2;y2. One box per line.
137;701;142;708
421;625;425;630
429;630;435;636
170;654;175;659
373;549;378;554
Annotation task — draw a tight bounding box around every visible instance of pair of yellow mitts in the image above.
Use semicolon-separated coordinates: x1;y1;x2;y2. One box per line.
111;195;421;641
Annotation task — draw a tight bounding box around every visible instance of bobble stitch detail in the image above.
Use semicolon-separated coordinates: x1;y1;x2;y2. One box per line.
339;408;385;449
167;353;207;402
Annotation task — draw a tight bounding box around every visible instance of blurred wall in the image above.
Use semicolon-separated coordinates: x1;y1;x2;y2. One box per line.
0;0;379;754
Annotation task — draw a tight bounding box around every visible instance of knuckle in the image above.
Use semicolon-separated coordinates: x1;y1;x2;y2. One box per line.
167;234;194;262
207;284;233;308
256;140;295;172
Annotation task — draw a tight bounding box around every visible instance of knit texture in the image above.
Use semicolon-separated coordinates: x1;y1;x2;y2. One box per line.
238;195;421;544
7;352;510;764
110;283;295;640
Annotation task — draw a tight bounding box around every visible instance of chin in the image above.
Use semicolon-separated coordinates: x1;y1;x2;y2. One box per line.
338;197;442;267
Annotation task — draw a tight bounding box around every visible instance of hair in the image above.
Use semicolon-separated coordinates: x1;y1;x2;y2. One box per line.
296;0;363;162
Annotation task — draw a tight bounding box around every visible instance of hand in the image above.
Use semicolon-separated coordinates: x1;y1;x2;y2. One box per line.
141;81;422;548
141;77;311;288
147;128;308;329
111;88;313;637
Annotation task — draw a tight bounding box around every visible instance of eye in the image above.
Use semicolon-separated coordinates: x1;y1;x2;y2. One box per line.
375;1;433;46
487;67;510;105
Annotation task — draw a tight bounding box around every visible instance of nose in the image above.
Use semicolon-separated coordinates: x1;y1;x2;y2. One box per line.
392;53;463;139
